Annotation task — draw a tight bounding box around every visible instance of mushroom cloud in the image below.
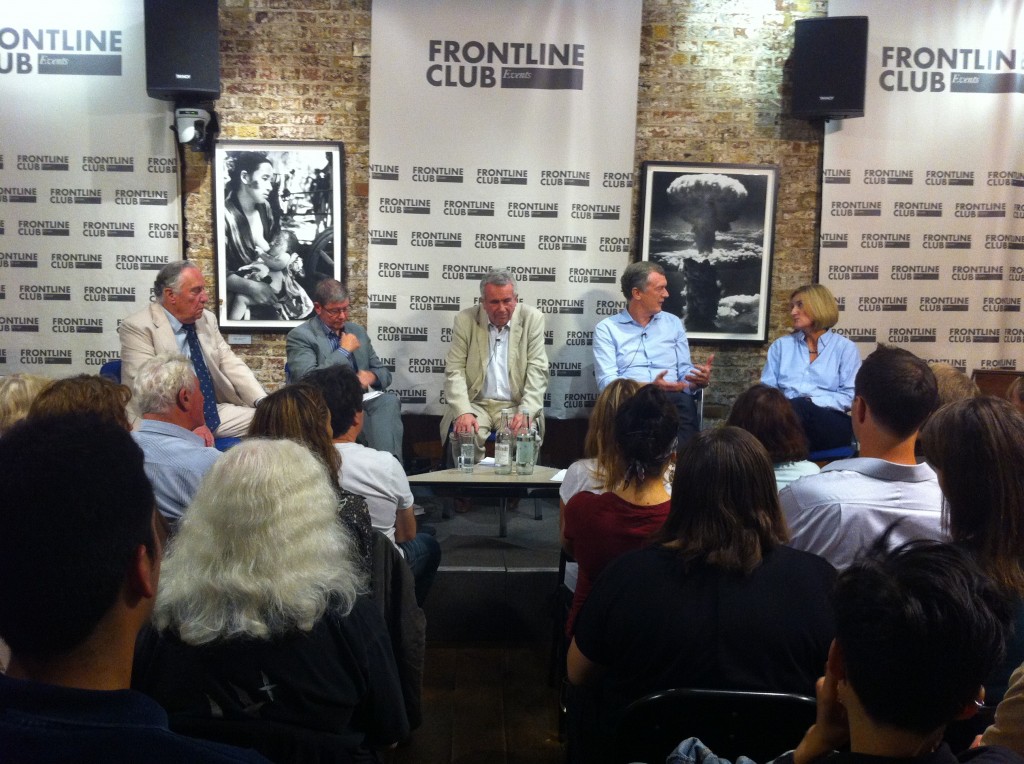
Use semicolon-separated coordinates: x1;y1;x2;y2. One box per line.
666;174;748;255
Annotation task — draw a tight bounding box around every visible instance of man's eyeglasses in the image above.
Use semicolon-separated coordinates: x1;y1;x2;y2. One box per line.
320;305;350;317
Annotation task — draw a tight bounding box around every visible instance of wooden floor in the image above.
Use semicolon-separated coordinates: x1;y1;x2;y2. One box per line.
386;642;565;764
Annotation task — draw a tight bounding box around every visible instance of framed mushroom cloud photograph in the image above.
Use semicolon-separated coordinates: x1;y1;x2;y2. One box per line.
637;161;778;342
214;140;345;331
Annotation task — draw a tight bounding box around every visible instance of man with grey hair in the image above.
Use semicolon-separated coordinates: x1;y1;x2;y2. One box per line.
285;277;403;461
130;353;221;523
120;260;265;439
442;270;548;456
593;261;713;446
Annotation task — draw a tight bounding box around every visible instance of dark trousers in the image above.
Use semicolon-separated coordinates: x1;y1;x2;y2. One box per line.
788;397;853;452
664;390;700;448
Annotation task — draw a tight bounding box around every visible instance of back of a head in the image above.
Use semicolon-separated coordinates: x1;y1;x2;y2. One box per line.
584;378;641;459
920;396;1024;594
928;362;980;407
28;374;133;431
1007;376;1024;411
0;373;52;435
303;365;363;438
613;385;678;487
855;345;938;439
0;414;155;659
155;438;361;644
658;426;788;571
726;383;809;463
248;383;340;474
131;353;195;417
835;538;1011;734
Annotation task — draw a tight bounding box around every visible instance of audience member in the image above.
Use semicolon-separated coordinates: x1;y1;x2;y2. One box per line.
726;383;820;490
668;538;1018;764
27;373;132;430
561;385;678;637
248;383;374;571
0;373;51;435
921;397;1024;705
568;427;836;764
1007;377;1024;415
0;414;267;762
929;362;980;406
780;345;943;570
309;364;440;606
132;439;408;760
984;663;1024;754
130;354;221;525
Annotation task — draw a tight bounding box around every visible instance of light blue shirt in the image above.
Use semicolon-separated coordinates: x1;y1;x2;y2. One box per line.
760;329;860;412
132;419;221;522
593;309;696;391
161;307;190;359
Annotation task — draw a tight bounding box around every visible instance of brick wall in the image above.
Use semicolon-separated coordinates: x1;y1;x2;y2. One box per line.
186;0;827;418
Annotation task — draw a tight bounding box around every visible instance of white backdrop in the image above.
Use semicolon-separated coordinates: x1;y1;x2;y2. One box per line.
367;0;643;418
821;0;1024;374
0;1;181;374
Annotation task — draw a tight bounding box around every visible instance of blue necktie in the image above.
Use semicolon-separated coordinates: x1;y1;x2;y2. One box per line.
184;323;221;433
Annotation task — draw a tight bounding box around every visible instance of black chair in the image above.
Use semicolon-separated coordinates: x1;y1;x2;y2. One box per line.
613;688;817;764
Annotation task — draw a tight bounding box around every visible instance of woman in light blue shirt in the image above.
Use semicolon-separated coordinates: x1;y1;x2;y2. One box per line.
760;284;861;452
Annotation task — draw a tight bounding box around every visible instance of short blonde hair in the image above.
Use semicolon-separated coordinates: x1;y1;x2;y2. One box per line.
791;283;839;331
28;374;132;431
1007;377;1024;410
0;374;52;435
928;363;979;407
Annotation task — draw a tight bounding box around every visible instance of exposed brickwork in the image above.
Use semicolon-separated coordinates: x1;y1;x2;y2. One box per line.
185;0;827;414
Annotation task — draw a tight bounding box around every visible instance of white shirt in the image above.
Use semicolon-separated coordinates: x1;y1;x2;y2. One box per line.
334;441;413;547
482;323;512;401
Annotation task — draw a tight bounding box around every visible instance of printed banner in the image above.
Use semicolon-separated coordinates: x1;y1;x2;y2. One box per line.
367;0;642;418
0;1;181;374
821;0;1024;374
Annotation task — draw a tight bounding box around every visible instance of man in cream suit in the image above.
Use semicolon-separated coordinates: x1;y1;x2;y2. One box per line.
119;261;265;439
441;270;548;457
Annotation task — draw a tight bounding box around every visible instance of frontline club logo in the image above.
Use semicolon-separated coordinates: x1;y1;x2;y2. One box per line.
821;233;848;249
920;296;968;311
889;328;937;344
571;203;620;220
475;233;524;250
831;201;881;217
893;202;941;217
370;229;399;246
52;317;103;334
83;222;133;238
880;46;1024;94
549;361;582;377
379;198;430;214
410;231;461;248
0;316;39;332
539;234;586;251
83;286;136;302
950;328;1001;343
988;171;1024;187
115;189;168;206
445;200;494;217
864;169;913;185
368;293;398;310
599;237;629;253
602;172;633;188
566;330;593;346
541;170;589;187
828;265;879;281
49;187;101;205
1005;328;1024;344
1;27;123;76
376;325;429;342
823;169;851;184
504;265;556;283
983;297;1022;312
19;220;69;236
379;262;429;279
569;267;616;284
926;357;967;372
147;223;178;239
858;296;907;312
147;158;177;174
370;164;399;181
426;39;585;91
508;201;557;219
52;253;101;269
861;233;910;249
408;358;446;374
0;252;39;268
412;166;463;183
20;285;70;301
82;155;133;172
477;168;527;185
21;349;72;365
986;235;1024;250
116;254;167;271
835;327;877;343
395;388;428;405
926;170;974;186
981;358;1019;370
955;202;1005;218
923;234;971;250
952;265;1002;281
564;392;597;410
595;299;621;316
1011;266;1024;282
85;349;119;366
536;298;584;315
441;264;490;280
16;154;69;170
0;186;37;203
409;295;460;311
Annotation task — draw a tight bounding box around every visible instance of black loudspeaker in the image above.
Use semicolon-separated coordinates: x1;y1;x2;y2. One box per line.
144;0;220;102
791;16;868;120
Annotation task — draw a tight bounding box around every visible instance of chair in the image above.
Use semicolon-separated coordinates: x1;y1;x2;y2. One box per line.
809;443;856;465
613;688;817;764
99;359;123;382
971;368;1024;399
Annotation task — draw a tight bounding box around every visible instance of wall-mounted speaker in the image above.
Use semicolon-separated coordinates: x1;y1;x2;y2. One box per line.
144;0;221;102
791;16;868;120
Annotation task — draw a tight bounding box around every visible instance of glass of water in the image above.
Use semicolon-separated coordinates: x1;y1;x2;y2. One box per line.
456;432;475;474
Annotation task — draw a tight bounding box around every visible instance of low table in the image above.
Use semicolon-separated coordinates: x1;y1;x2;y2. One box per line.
408;465;563;538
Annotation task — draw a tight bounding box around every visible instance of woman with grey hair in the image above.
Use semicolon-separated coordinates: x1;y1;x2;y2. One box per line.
132;438;408;760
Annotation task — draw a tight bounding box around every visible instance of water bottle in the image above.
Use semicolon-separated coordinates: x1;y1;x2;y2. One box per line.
515;406;536;475
494;408;514;475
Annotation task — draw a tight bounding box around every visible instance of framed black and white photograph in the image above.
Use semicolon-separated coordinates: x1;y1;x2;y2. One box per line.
638;161;778;342
214;140;345;331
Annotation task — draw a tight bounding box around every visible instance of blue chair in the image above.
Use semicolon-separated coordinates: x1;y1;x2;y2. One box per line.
809;443;856;464
99;359;123;383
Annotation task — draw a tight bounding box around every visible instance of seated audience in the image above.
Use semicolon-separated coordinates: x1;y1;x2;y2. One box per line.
0;414;267;762
726;383;820;490
929;362;980;406
0;373;51;435
561;385;679;637
248;383;374;571
780;345;943;570
568;427;836;764
921;397;1024;706
668;538;1019;764
305;365;440;606
132;439;409;761
130;354;221;525
28;373;133;430
984;662;1024;753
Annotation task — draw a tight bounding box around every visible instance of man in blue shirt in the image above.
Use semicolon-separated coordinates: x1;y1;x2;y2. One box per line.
593;261;713;445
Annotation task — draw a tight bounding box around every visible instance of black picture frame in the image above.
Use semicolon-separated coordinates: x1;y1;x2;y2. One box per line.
214;140;345;331
637;161;778;342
